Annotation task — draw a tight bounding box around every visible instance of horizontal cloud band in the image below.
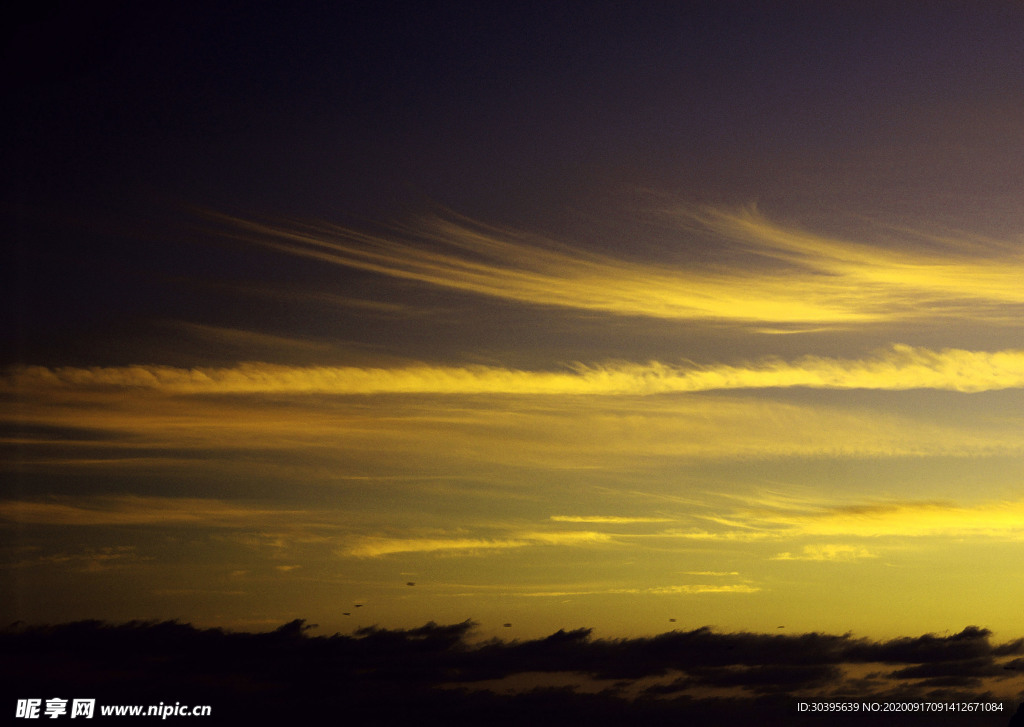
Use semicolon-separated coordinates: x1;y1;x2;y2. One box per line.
6;345;1024;395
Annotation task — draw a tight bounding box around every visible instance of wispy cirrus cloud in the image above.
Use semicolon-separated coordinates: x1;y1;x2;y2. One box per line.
3;375;1021;475
770;544;878;562
519;584;761;597
550;516;674;524
781;499;1024;540
213;207;1024;326
168;322;341;357
343;531;613;558
0;496;307;527
3;545;146;572
6;345;1024;395
685;205;1024;312
675;497;1024;543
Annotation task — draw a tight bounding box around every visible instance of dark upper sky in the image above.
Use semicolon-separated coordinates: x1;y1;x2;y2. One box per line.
8;5;1024;240
9;2;1023;207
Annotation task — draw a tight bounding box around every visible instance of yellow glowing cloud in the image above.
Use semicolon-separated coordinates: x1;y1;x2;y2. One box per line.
2;374;1020;476
214;208;1024;325
688;205;1024;307
519;584;761;597
678;498;1024;542
344;536;518;558
647;584;760;594
6;345;1024;395
788;500;1024;539
550;515;674;523
770;544;878;561
344;531;613;557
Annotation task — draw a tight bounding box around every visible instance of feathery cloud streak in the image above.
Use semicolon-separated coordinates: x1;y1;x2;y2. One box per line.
344;531;613;557
779;499;1024;540
688;205;1024;306
8;493;1022;549
6;345;1024;395
518;584;761;597
216;208;1024;325
4;377;1021;469
678;498;1024;542
550;516;674;524
770;545;878;561
0;496;308;527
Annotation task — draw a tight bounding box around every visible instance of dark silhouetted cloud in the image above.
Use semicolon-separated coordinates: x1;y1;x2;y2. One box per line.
3;619;1021;726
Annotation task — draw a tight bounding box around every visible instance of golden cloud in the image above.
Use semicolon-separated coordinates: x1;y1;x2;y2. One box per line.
687;205;1024;308
550;515;675;524
519;584;761;597
2;379;1020;477
213;207;1024;325
786;500;1024;539
6;345;1024;395
675;497;1024;542
343;530;613;558
770;544;878;561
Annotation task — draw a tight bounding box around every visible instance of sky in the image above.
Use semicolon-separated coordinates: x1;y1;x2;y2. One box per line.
4;0;1024;675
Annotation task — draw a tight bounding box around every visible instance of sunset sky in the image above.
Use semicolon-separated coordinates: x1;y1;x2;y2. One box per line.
4;0;1024;655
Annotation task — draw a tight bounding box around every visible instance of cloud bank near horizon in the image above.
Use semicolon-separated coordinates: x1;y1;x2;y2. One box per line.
4;618;1023;726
